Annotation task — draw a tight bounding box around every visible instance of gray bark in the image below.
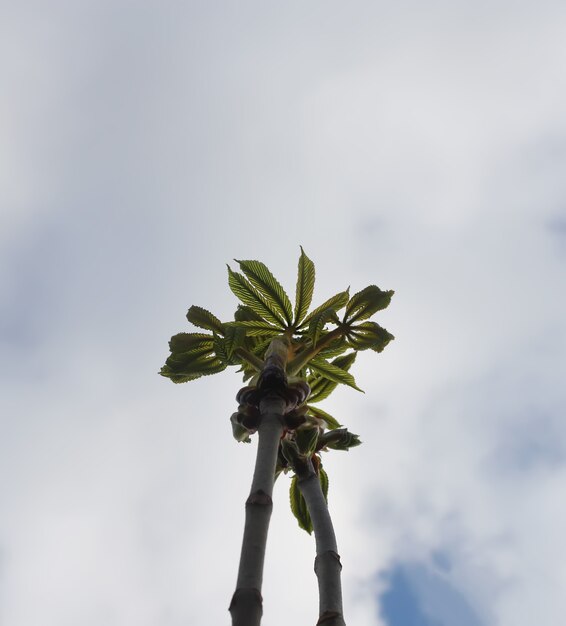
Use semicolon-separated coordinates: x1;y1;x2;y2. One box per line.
298;461;346;626
229;394;286;626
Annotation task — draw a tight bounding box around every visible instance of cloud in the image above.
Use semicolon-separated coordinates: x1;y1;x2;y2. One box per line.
1;2;566;625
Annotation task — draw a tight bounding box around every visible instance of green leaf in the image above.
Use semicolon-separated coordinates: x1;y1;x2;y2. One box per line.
168;332;214;353
214;331;246;366
223;325;247;357
213;334;228;362
332;351;357;371
250;335;276;358
234;305;266;323
319;467;329;503
236;259;293;326
307;307;338;347
281;438;302;468
318;428;362;451
160;353;226;382
348;321;395;352
344;285;394;323
294;247;316;326
159;364;203;383
299;289;350;329
306;352;358;402
317;337;348;360
308;357;363;392
227;265;287;327
307;375;339;403
306;405;342;430
226;320;282;337
295;427;319;456
163;349;227;380
186;305;224;334
289;475;312;534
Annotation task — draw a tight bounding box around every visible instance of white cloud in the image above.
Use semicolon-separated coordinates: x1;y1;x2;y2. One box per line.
1;2;566;625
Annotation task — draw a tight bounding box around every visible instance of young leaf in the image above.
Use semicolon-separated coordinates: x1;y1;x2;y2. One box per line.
332;351;357;372
186;305;224;334
306;405;342;430
289;475;312;534
159;364;203;383
165;352;226;375
307;376;339;403
223;325;247;360
319;467;329;503
235;259;293;327
344;285;394;323
295;427;319;456
227;265;286;327
281;438;302;467
160;352;226;382
348;321;395;352
308;357;363;392
250;335;276;357
294;247;316;326
299;289;350;329
307;307;338;347
168;332;214;353
318;429;362;451
226;320;282;337
234;305;266;323
317;337;348;360
213;334;229;363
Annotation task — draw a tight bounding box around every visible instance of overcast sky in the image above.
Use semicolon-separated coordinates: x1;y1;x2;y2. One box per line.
1;2;566;625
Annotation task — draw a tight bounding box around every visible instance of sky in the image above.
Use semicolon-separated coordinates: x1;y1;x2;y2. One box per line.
1;1;566;625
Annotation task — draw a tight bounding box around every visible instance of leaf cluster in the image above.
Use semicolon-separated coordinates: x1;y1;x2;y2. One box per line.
160;247;394;398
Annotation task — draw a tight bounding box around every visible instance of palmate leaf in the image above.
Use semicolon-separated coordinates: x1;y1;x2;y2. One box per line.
317;428;362;451
344;285;394;323
308;357;363;392
227;265;287;327
226;320;282;337
306;405;342;430
164;351;225;373
234;305;266;323
317;335;348;359
159;365;204;383
186;305;224;334
213;326;247;365
332;351;358;371
168;332;214;353
307;307;338;347
160;353;226;383
250;334;275;354
223;325;247;358
308;375;339;403
299;289;349;329
235;259;294;327
295;427;319;456
348;321;395;352
290;475;313;534
307;352;358;402
294;247;316;326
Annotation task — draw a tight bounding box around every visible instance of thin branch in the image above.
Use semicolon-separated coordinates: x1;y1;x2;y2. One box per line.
297;460;346;626
230;336;292;626
229;394;285;626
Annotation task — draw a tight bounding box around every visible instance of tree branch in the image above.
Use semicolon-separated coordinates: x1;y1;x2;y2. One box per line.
297;460;346;626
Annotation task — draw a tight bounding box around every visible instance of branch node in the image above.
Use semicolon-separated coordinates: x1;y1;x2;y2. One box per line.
246;490;273;506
